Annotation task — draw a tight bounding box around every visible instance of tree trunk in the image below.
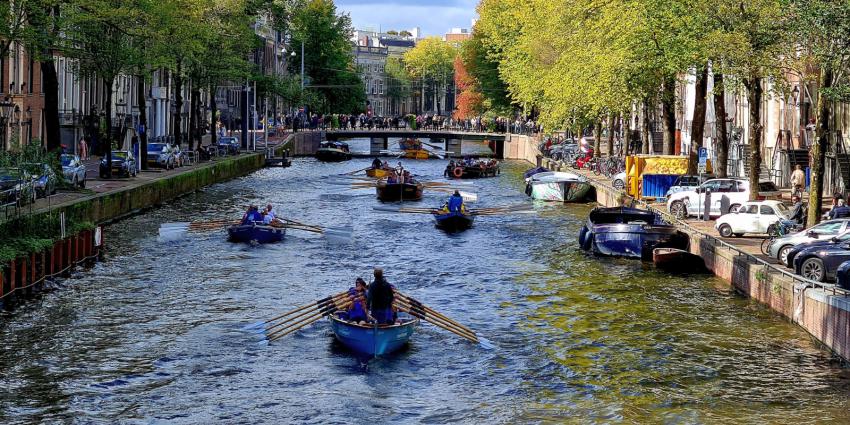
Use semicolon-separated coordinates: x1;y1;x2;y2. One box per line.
41;60;60;153
210;83;217;148
807;67;834;227
173;61;183;147
188;85;198;151
714;72;729;178
593;120;602;157
104;79;114;178
137;74;148;169
744;76;763;201
689;67;709;174
641;99;650;154
661;74;677;155
606;114;615;156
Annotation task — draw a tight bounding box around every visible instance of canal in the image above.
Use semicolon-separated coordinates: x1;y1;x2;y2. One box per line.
2;150;850;423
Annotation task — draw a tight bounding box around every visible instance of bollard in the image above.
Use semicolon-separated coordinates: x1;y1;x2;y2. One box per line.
19;257;26;296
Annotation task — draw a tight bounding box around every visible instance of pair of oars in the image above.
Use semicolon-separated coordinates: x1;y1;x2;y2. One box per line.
245;291;355;344
373;204;534;217
273;218;353;242
392;292;493;349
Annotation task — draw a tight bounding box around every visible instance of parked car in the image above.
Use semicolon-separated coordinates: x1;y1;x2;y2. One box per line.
714;201;791;237
22;163;58;198
666;178;782;219
784;231;850;268
612;171;626;190
217;137;240;155
766;219;850;264
100;151;138;178
61;154;87;188
793;240;850;282
665;174;714;197
147;143;175;169
0;167;35;206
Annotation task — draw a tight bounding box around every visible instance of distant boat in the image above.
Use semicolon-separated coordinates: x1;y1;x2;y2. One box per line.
376;179;424;202
525;171;591;202
316;141;352;162
329;313;418;356
578;207;686;259
447;160;500;179
227;223;285;244
433;210;475;232
652;248;706;273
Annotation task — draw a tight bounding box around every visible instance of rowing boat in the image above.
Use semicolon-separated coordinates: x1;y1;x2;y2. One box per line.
401;149;431;160
366;167;390;178
376;180;424;202
433;210;474;232
227;223;285;244
329;313;418;356
315;141;352;162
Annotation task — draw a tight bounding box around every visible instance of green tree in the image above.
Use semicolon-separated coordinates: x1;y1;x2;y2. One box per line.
385;57;411;115
403;36;456;116
289;0;364;113
461;30;511;115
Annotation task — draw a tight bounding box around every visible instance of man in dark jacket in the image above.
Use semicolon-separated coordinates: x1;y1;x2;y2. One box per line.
829;199;850;219
367;268;395;324
787;195;805;225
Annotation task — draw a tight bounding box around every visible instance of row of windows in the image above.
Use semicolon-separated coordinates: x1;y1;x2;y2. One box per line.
356;62;385;74
363;79;384;95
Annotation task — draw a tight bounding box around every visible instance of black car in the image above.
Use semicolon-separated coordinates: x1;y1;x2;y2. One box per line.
217;137;240;155
99;151;138;178
0;168;35;206
793;239;850;282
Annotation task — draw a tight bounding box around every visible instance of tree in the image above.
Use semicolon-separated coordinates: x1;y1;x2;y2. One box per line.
289;0;364;113
63;0;145;177
403;36;456;116
399;30;411;37
462;29;511;115
385;57;411;115
453;55;483;119
789;0;850;226
386;30;397;35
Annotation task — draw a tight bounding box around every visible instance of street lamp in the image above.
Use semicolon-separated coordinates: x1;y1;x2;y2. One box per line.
0;99;14;151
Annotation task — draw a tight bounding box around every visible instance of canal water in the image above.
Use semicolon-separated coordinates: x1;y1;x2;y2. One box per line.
2;150;850;423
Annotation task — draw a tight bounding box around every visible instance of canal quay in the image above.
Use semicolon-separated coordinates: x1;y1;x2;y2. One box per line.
2;136;850;423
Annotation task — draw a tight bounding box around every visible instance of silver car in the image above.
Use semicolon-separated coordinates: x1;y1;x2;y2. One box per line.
61;154;87;188
766;219;850;264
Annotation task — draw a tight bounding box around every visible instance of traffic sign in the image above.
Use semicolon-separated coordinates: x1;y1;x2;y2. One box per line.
698;147;708;173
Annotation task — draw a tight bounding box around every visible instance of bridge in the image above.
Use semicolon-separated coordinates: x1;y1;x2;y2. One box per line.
324;129;507;157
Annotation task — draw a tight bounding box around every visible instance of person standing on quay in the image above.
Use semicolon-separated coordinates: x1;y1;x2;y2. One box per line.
79;137;88;160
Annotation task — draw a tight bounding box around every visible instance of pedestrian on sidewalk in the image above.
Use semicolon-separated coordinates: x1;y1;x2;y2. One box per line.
790;164;805;197
79;137;88;160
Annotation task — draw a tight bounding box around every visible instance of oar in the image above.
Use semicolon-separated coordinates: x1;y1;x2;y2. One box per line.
395;292;476;335
273;218;353;243
429;187;478;202
393;299;476;340
263;293;352;335
243;291;349;331
372;205;438;214
393;294;493;349
266;299;353;343
343;166;371;175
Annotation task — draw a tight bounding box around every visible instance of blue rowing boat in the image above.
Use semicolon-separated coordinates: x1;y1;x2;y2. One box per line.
433;210;474;232
329;313;418;356
227;223;285;244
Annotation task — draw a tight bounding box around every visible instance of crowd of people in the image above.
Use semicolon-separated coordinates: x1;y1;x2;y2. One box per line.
386;162;414;184
255;112;541;135
340;268;397;325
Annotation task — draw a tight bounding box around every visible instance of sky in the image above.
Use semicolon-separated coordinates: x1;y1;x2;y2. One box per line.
335;0;479;37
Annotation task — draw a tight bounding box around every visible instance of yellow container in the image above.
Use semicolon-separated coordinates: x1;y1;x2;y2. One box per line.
624;154;711;199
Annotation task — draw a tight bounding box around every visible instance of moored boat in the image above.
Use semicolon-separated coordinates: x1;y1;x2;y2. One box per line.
652;248;706;273
525;171;591;202
578;207;687;259
329;313;418;356
227;223;285;244
447;160;500;179
376;179;424;202
433;210;475;232
315;141;352;162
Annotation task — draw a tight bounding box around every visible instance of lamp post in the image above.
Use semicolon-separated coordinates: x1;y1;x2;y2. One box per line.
0;99;14;152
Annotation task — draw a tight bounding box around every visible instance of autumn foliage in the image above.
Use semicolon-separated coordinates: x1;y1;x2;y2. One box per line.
453;56;484;119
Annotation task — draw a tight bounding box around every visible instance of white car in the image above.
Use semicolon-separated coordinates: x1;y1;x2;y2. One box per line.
666;178;781;219
612;171;626;190
715;200;791;237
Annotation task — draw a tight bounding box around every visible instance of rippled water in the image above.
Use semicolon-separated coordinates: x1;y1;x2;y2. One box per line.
2;147;850;424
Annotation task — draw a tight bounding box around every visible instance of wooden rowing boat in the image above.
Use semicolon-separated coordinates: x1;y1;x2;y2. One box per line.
366;168;390;178
376;180;424;202
433;210;475;232
227;223;285;244
329;313;418;356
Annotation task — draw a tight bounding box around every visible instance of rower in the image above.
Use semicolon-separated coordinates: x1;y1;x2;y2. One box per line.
372;157;382;169
447;190;464;213
241;205;263;225
263;204;276;224
367;268;395;324
346;278;369;323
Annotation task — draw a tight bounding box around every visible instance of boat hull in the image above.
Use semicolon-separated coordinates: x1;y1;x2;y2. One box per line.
376;182;423;202
366;168;389;178
402;149;430;160
652;248;706;272
528;180;591;202
578;207;687;259
434;211;474;232
315;148;352;162
227;224;285;244
449;165;499;179
330;315;417;356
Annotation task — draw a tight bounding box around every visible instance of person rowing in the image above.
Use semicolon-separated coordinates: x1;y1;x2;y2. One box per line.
367;268;395;324
371;157;382;170
262;204;276;224
345;278;369;324
241;205;263;225
448;190;464;213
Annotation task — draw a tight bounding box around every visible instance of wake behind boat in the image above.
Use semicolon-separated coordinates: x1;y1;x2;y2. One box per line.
578;207;687;259
525;171;592;202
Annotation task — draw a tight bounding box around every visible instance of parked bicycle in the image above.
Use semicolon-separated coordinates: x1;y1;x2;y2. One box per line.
760;220;804;256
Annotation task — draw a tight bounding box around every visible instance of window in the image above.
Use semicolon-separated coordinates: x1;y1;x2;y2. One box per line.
372;81;377;95
760;205;775;215
745;205;758;214
716;180;736;192
812;221;844;234
378;80;384;94
700;181;721;192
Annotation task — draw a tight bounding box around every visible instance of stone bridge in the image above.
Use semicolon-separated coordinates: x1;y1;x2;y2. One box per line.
324;129;507;157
